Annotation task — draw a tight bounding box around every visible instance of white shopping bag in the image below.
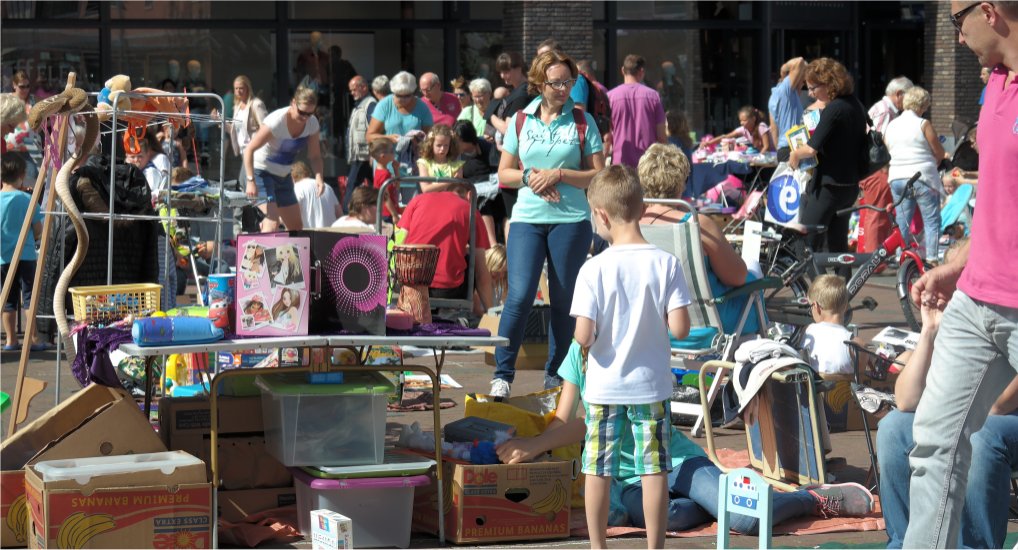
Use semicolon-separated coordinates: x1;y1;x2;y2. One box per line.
764;162;813;225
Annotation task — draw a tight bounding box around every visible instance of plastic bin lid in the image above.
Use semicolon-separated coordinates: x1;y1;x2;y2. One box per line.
255;370;395;396
300;450;435;479
33;451;202;485
291;468;430;490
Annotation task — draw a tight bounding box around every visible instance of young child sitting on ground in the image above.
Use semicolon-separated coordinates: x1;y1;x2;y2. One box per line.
485;244;507;308
802;274;858;378
570;165;691;549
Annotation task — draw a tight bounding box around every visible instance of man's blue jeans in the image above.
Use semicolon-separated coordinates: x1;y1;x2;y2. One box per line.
619;456;815;534
889;177;941;262
881;408;1018;548
494;221;592;383
903;290;1018;547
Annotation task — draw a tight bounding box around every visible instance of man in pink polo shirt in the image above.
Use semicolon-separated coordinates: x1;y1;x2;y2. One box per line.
419;72;461;128
903;1;1018;547
607;55;667;168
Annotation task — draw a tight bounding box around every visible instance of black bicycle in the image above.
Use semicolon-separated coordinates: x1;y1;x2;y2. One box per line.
762;172;930;345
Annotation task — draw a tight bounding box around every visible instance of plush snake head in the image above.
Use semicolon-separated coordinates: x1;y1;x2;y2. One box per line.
27;87;89;131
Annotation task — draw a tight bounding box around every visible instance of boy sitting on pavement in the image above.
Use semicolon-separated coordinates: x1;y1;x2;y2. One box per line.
801;274;860;378
570;165;691;549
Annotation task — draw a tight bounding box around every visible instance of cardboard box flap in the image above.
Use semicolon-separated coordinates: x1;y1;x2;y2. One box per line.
1;385;128;469
28;398;165;467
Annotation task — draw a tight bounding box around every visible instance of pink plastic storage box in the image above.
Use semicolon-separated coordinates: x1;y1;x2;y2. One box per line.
292;468;430;548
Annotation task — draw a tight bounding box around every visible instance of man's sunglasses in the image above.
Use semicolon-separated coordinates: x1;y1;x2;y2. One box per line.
950;2;982;32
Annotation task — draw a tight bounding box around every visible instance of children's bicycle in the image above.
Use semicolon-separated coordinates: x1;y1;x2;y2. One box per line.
763;172;930;344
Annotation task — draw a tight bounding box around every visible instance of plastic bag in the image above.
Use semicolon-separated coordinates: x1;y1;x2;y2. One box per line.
464;387;584;508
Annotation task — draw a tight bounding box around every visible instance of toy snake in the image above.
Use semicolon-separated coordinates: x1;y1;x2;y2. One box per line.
29;88;98;358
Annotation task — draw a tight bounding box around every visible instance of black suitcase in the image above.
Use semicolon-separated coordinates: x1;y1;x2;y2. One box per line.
298;229;388;335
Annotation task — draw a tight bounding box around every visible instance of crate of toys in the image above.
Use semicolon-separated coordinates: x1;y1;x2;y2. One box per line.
69;283;162;326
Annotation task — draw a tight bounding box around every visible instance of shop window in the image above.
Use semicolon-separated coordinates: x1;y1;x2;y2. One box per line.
616;1;754;21
413;29;443;81
111;1;273;19
458;32;502;86
591;29;607;87
288;2;400;20
2;29;100;93
110;28;276;103
468;1;503;20
615;28;703;130
1;1;99;19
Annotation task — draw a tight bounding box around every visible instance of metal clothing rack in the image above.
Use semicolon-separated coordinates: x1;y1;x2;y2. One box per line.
39;91;234;409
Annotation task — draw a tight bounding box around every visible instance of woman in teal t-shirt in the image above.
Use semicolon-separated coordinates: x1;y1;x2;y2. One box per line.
496;341;875;534
490;50;605;398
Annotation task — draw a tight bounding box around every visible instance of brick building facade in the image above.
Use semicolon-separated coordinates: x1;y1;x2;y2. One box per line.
924;1;984;136
503;2;593;62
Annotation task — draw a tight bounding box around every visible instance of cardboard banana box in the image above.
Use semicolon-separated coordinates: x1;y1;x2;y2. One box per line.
0;385;166;548
24;451;212;549
412;459;572;544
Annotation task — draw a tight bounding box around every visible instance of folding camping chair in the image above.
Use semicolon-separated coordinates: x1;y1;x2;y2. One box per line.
641;199;782;437
699;360;828;491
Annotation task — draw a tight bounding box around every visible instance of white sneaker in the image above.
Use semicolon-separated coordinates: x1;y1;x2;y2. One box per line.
489;378;511;399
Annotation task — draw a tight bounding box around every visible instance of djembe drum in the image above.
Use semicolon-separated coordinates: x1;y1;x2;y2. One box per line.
393;244;440;325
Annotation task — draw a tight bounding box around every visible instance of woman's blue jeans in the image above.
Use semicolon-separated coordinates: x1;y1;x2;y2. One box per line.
878;408;1018;549
889;177;941;262
494;221;592;383
619;455;815;534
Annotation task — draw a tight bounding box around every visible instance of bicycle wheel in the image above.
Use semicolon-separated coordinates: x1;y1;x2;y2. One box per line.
897;258;923;332
764;254;813;346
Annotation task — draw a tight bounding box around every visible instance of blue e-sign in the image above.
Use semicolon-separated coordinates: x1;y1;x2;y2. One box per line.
767;174;801;223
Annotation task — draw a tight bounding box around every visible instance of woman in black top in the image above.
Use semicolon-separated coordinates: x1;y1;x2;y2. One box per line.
789;57;867;253
454;120;503;246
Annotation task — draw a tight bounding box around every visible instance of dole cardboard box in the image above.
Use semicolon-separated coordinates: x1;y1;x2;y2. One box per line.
1;385;166;548
25;451;212;549
412;459;572;544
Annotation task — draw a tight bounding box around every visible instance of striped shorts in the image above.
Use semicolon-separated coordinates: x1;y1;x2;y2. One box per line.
581;400;671;477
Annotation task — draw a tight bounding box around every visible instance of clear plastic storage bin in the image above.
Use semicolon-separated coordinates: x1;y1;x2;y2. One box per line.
255;371;394;467
292;467;429;548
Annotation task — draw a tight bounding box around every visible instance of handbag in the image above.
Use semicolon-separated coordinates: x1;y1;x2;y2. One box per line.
860;100;891;176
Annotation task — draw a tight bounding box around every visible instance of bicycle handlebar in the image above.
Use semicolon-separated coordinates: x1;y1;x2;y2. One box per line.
836;172;922;217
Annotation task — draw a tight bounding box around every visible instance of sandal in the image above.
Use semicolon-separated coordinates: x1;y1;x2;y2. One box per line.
30;343;54;352
2;345;16;351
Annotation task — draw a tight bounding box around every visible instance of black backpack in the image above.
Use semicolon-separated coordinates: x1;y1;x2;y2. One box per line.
581;72;612;135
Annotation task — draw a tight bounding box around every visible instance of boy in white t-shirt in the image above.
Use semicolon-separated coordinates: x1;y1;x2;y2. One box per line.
291;161;340;228
571;165;691;550
801;274;856;377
